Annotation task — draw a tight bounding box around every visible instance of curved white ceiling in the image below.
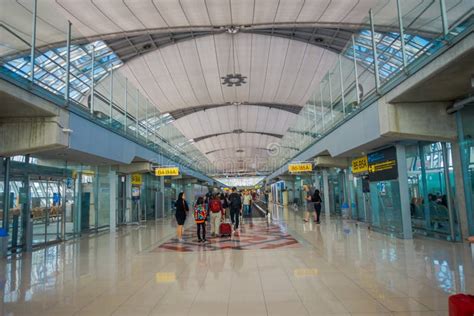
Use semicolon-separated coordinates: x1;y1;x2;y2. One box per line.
1;0;470;56
172;105;297;140
119;33;337;111
115;33;336;172
2;0;470;175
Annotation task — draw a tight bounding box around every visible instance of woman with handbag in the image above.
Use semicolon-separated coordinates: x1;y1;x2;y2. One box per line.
175;192;189;242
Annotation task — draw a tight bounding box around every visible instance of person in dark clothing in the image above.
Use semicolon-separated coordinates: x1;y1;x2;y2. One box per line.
312;189;322;224
228;187;242;233
175;192;189;242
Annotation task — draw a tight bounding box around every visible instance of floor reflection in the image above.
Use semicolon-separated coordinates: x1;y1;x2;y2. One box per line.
0;204;472;315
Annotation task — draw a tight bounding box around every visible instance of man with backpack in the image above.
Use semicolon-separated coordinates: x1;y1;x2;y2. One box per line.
228;187;242;233
209;193;224;237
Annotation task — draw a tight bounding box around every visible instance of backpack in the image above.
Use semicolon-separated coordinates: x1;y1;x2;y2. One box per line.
209;199;221;213
194;204;206;223
229;193;241;209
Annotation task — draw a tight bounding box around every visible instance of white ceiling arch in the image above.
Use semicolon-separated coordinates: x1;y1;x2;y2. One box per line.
115;32;336;172
172;104;297;141
2;0;469;57
119;32;337;111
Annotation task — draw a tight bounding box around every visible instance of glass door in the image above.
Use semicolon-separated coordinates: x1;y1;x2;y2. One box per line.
31;178;64;247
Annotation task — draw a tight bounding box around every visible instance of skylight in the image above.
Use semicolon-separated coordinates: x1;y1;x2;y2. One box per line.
2;40;122;102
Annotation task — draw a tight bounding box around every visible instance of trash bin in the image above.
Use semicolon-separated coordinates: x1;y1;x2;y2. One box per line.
0;228;8;257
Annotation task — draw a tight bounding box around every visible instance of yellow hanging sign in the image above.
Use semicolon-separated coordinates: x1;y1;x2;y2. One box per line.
288;163;313;173
155;167;180;177
131;173;142;185
352;156;368;174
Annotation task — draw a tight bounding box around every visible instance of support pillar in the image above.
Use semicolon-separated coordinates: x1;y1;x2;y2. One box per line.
396;144;413;239
345;169;354;219
160;176;165;218
322;169;330;219
109;170;117;232
2;157;10;231
125;174;132;223
451;141;469;240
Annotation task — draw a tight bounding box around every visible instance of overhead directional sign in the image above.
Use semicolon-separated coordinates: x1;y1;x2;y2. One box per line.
352;156;368;174
368;147;398;181
131;173;142;185
288;162;313;173
155;167;180;177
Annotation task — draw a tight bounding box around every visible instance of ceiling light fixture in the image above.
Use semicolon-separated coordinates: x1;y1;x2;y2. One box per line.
221;73;247;87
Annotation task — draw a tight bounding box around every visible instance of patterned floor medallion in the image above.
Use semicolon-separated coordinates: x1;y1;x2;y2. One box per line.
152;219;301;252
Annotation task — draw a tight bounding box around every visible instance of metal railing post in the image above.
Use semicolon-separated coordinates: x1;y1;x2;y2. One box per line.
328;72;334;122
65;21;72;104
352;35;360;105
369;9;381;93
29;0;38;85
136;89;139;138
90;45;95;114
396;0;408;70
124;78;128;133
338;55;345;116
320;84;325;130
109;67;113;125
439;0;449;37
145;99;149;145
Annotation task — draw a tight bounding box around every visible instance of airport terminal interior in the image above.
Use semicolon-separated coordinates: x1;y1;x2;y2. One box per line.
0;0;474;315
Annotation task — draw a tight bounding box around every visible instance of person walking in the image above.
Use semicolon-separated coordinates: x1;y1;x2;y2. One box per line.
175;192;189;242
243;190;252;216
209;194;224;237
194;196;207;242
228;187;242;233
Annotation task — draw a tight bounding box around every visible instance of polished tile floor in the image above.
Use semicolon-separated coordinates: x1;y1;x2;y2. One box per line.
154;217;301;252
1;203;473;316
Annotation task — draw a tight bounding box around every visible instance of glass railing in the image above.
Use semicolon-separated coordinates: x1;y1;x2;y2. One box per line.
0;20;216;176
271;0;473;171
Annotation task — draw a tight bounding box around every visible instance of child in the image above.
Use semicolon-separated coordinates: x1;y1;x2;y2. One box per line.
194;196;207;242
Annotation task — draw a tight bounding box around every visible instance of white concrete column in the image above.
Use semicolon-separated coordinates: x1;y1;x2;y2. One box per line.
345;170;354;219
160;176;165;218
108;171;117;231
125;174;132;223
322;169;330;218
396;144;413;239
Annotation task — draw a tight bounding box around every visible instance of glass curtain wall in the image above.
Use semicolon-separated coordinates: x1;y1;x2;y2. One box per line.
406;142;459;241
369;179;403;237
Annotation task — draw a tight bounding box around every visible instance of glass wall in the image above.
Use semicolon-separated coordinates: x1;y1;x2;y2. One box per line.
457;105;474;236
406;142;459;241
353;175;370;222
369;180;404;237
327;169;344;216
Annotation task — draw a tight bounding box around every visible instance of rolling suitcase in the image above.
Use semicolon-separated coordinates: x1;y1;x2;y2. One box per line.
449;294;474;316
219;221;232;237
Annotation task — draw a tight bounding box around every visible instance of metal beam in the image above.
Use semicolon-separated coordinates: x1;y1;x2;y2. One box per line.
168;102;303;120
193;131;284;143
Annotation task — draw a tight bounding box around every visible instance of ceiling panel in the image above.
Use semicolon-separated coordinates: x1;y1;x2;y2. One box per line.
2;0;467;57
